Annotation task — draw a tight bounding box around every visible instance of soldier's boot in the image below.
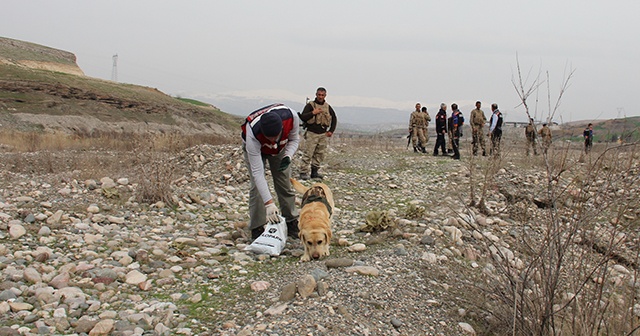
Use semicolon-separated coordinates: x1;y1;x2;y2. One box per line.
286;218;299;239
310;166;324;180
482;150;487;156
420;146;427;153
299;172;310;180
251;225;265;241
413;146;418;153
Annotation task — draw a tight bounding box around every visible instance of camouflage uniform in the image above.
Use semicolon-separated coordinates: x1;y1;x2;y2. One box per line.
538;124;552;154
470;106;487;156
409;106;430;153
299;90;337;180
525;121;538;156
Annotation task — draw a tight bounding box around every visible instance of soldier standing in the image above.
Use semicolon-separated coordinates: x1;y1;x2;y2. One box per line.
525;118;538;156
488;103;503;157
470;101;487;156
298;87;337;180
432;103;448;156
538;123;552;154
409;103;428;153
583;123;593;154
450;103;464;160
422;106;431;142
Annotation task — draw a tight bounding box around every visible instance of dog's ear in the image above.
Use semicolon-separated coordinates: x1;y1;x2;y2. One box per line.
325;230;332;243
299;232;304;241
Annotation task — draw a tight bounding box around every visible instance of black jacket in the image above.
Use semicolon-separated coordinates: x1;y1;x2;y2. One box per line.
435;109;447;134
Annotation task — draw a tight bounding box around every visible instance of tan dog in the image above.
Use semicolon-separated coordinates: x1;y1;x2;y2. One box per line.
290;178;334;262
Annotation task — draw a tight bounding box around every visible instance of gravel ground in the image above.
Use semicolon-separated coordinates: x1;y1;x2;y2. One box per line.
0;137;638;335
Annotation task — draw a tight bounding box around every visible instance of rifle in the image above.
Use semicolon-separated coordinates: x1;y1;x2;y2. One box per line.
406;131;412;149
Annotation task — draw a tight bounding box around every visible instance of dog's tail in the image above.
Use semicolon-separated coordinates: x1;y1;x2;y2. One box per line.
290;178;309;194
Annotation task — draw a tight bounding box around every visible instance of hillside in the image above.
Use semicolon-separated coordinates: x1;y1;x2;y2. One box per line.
0;36;242;137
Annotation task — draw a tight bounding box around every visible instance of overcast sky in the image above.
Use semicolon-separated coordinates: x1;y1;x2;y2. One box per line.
3;0;638;122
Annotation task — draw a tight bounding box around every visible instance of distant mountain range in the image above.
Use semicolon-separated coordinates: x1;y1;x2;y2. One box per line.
192;94;413;132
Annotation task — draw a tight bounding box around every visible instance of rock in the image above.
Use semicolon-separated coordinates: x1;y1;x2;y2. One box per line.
345;266;380;276
421;252;438;264
279;283;297;302
325;258;354;268
264;303;288;316
0;327;20;336
458;322;476;335
89;319;115;335
23;267;42;284
9;301;33;312
391;317;403;328
37;226;51;236
347;243;367;252
250;281;270;292
296;274;316;299
125;270;147;285
317;281;329;296
420;235;435;245
8;224;26;239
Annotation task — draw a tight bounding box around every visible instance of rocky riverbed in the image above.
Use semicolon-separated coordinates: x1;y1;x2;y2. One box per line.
0;140;638;335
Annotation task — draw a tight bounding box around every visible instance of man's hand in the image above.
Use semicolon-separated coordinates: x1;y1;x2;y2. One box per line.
326;132;333;137
265;203;280;223
278;156;291;171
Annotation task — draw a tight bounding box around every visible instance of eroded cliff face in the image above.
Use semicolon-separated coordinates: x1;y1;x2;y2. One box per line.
0;36;84;76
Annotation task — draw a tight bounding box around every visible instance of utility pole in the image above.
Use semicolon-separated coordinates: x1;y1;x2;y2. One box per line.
111;54;118;82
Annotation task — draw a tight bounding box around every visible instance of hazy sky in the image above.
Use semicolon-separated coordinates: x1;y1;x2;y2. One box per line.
3;0;639;122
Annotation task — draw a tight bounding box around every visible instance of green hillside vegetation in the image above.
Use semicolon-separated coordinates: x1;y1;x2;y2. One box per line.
0;36;243;141
556;116;640;143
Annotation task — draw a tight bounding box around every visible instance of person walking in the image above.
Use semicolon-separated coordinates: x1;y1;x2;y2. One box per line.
525;118;538;156
298;87;337;180
409;102;429;153
422;106;431;143
583;123;593;154
433;103;448;156
538;123;552;154
450;103;464;160
241;103;300;240
470;101;487;156
488;103;503;157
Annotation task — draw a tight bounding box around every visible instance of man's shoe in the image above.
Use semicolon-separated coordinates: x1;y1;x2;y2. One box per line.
452;155;460;160
299;173;310;180
251;226;265;240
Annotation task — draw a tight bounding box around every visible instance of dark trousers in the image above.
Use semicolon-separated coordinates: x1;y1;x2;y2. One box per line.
452;136;460;158
433;133;447;155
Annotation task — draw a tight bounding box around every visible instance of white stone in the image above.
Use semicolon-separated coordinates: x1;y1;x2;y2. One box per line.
125;270;147;285
87;204;100;213
458;322;476;335
9;223;26;239
347;243;367;252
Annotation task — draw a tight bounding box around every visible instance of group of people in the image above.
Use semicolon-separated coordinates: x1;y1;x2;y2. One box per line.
239;89;597;242
240;87;337;241
524;119;553;156
409;101;504;160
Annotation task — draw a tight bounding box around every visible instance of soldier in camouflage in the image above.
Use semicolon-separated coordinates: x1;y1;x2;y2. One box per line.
298;87;337;180
469;101;487;156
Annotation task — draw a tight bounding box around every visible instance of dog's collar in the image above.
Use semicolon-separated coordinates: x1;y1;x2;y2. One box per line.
301;194;333;216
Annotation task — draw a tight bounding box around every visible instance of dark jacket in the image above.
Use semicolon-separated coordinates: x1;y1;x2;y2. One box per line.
435;109;447;134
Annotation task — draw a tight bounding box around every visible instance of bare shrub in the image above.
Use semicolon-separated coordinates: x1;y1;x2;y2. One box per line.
133;134;177;206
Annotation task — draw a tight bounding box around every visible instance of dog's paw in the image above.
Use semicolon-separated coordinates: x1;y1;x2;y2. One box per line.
300;254;311;262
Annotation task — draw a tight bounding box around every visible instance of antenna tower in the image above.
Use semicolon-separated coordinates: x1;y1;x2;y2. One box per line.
111;54;118;82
